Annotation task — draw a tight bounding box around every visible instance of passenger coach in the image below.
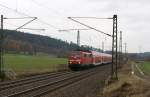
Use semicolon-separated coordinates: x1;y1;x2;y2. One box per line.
68;50;112;70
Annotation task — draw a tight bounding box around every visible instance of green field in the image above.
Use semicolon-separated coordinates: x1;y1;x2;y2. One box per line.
139;61;150;74
3;54;68;75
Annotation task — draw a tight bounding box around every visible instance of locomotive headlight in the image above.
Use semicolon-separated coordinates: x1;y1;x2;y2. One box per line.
78;61;80;64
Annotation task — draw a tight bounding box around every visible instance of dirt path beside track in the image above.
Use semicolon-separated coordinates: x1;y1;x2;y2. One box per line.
101;61;150;97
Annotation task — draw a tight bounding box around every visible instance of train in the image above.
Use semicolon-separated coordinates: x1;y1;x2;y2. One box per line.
68;50;112;70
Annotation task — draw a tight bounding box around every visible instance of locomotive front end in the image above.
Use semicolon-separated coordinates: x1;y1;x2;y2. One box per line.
68;51;82;70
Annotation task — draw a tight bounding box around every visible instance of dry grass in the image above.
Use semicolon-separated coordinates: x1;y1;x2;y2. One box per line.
102;61;150;97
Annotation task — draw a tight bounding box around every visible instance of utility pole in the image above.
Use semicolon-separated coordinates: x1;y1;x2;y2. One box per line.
138;45;142;59
58;28;90;46
124;43;127;63
119;31;122;66
77;30;80;46
112;15;118;79
0;15;4;80
102;41;104;53
68;15;118;80
124;43;127;57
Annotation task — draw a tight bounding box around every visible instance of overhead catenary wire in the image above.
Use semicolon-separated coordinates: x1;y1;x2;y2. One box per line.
4;22;20;29
4;16;38;30
27;0;62;30
29;0;74;30
29;0;112;49
68;17;112;37
5;22;46;32
0;3;31;17
4;17;37;19
68;15;119;80
29;0;70;30
15;0;18;11
58;28;90;32
38;19;60;30
16;17;37;30
30;0;65;17
58;28;91;46
70;17;113;19
0;2;59;30
19;28;45;31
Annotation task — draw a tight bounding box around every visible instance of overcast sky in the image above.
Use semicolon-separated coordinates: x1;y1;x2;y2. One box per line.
0;0;149;53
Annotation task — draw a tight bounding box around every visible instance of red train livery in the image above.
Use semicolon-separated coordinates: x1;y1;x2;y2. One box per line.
68;50;112;70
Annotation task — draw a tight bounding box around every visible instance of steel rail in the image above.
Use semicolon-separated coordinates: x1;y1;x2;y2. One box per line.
32;69;99;97
0;71;70;90
0;71;79;96
4;68;98;97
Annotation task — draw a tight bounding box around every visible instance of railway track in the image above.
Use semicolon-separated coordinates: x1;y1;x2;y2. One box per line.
0;66;106;97
0;71;73;96
0;71;71;90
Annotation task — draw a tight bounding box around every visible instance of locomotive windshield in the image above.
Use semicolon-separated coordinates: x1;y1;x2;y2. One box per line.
69;51;81;59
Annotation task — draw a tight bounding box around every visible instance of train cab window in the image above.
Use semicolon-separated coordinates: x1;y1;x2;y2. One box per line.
83;53;92;57
89;54;92;57
84;54;87;57
87;54;90;57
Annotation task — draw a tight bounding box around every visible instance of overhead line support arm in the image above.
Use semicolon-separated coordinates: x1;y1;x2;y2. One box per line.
68;17;112;37
16;17;37;30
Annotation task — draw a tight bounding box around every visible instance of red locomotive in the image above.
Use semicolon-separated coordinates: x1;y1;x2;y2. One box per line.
68;50;112;70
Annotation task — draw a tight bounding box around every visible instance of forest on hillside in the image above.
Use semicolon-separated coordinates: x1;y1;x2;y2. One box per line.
3;30;101;57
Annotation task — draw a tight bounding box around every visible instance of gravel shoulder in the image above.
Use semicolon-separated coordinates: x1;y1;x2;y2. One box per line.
101;61;150;97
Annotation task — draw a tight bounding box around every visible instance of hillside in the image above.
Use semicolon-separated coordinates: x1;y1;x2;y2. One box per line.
128;52;150;60
3;30;99;57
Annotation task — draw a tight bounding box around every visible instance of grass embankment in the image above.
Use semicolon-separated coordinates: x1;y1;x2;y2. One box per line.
3;54;68;76
139;61;150;74
101;61;150;97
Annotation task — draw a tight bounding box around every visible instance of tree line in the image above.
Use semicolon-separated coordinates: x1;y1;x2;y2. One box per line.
3;30;102;57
